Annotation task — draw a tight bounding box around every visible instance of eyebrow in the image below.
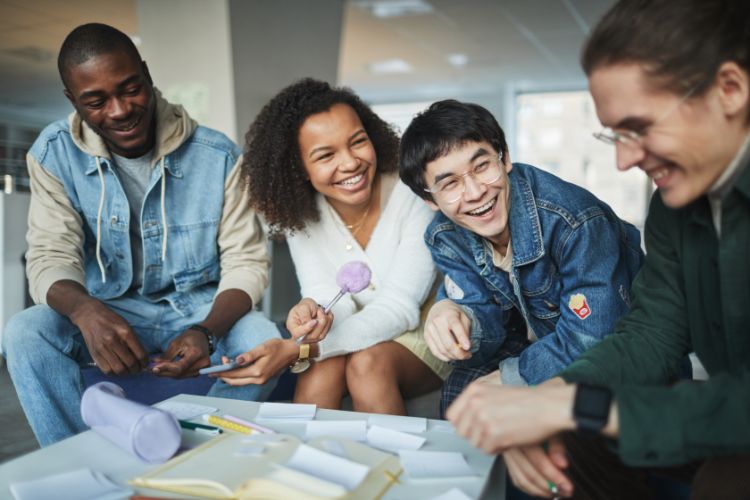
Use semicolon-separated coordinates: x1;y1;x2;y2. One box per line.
612;116;652;131
432;146;492;184
307;128;367;159
77;75;142;101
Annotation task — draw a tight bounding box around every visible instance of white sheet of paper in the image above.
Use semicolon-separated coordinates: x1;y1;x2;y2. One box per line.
430;487;474;500
305;420;367;441
257;402;317;420
430;421;456;434
10;468;132;500
368;413;427;433
366;425;426;453
398;450;477;479
154;400;217;420
286;444;370;490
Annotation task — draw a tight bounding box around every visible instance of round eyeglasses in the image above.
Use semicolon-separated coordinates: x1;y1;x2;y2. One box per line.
425;154;504;204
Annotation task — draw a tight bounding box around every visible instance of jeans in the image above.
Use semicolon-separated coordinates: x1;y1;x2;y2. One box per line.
2;292;280;446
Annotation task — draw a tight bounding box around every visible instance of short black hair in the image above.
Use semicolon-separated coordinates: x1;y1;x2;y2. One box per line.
399;99;508;200
58;23;141;86
582;0;750;96
242;78;400;235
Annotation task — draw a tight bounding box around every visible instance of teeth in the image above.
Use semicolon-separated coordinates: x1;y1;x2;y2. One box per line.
338;174;363;186
651;168;669;180
468;200;495;215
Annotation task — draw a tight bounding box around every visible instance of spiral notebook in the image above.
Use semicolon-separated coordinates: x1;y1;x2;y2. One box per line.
130;433;402;499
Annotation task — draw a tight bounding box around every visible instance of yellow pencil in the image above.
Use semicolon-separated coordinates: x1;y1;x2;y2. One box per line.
203;414;254;435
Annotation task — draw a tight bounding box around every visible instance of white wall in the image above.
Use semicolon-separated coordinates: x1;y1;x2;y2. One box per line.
136;0;237;141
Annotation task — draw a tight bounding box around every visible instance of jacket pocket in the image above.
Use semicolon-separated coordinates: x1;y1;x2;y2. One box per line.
172;260;220;292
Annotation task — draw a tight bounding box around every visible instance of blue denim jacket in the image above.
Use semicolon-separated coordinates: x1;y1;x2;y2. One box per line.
426;163;644;385
28;114;240;316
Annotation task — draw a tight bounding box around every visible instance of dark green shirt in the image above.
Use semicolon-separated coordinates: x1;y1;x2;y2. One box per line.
561;162;750;467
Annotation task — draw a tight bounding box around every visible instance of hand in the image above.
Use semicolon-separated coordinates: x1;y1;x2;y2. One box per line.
151;328;211;378
475;369;503;385
424;299;472;361
504;438;572;498
446;377;575;453
69;298;148;375
286;298;333;343
217;339;299;385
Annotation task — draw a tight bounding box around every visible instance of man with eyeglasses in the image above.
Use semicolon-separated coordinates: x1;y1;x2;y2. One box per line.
399;99;644;416
441;1;750;499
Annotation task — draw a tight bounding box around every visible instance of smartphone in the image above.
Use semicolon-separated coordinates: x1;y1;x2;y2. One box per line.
198;361;241;375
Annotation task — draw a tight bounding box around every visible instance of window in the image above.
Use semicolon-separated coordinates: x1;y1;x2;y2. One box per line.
515;90;651;233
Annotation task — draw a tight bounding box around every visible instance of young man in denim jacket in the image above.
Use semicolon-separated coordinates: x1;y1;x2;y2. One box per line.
399;99;643;414
2;24;280;446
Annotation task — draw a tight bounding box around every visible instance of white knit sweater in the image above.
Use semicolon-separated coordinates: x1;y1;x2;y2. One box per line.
286;176;437;360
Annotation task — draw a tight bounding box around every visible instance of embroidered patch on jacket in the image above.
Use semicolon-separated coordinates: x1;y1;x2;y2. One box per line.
568;293;591;320
444;275;465;300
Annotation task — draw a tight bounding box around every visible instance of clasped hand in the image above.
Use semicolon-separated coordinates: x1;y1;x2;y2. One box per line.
215;297;332;385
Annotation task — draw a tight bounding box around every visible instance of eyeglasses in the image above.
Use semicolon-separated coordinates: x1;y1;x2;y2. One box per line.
593;84;700;148
425;154;504;204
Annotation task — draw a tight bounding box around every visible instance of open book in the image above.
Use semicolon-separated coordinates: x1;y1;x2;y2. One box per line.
130;433;402;499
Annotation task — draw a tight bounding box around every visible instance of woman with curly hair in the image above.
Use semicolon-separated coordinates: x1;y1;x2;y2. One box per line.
217;78;450;414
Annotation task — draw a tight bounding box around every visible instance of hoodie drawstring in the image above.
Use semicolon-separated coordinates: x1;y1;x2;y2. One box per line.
95;157;107;283
160;157;168;261
95;156;168;285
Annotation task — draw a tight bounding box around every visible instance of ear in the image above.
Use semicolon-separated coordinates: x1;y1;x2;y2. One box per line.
715;61;750;120
425;198;440;212
503;149;513;174
63;88;74;104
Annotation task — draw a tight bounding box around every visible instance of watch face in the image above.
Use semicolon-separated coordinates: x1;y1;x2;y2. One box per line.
290;359;311;374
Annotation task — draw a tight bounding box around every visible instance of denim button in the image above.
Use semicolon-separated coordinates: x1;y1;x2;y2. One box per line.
110;216;118;224
144;221;156;228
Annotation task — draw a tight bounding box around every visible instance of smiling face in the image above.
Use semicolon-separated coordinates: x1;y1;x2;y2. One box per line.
589;62;750;208
63;50;156;159
298;103;378;213
424;140;513;249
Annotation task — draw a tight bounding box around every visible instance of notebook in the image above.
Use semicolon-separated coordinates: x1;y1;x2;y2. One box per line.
130;433;402;499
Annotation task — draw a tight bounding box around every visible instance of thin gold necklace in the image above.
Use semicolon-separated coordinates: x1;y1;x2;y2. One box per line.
328;201;372;251
345;203;372;235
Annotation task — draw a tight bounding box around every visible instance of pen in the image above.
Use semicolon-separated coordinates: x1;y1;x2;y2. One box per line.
203;414;254;434
178;419;222;435
222;413;276;434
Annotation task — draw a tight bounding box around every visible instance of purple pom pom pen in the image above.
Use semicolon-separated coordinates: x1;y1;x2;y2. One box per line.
296;261;372;345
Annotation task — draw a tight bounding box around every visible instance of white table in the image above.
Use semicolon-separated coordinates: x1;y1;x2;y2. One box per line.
0;394;505;499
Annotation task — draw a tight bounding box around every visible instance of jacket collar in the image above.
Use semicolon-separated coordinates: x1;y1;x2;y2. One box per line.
507;168;545;266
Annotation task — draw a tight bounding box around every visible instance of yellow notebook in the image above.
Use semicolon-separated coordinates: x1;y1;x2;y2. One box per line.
130;433;402;499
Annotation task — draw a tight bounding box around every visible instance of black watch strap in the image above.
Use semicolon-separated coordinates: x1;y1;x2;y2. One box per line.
188;324;216;355
573;383;612;434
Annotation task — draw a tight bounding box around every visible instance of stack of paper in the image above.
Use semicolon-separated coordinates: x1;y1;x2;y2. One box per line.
368;414;427;433
398;450;477;480
257;402;317;420
366;425;426;453
155;400;218;420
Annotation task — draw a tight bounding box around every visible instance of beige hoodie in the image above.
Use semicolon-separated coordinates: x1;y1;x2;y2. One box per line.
25;91;270;307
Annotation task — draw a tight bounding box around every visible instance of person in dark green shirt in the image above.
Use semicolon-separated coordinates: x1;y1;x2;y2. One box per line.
446;1;750;498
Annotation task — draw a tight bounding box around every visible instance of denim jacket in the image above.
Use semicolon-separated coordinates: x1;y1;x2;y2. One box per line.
25;93;269;316
426;163;644;385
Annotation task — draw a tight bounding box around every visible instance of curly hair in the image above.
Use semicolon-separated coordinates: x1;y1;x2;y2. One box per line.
241;78;400;236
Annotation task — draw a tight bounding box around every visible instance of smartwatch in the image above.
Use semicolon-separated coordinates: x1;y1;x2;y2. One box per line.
188;324;217;355
572;383;612;433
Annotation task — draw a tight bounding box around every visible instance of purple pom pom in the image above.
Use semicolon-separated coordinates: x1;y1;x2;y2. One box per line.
336;261;372;293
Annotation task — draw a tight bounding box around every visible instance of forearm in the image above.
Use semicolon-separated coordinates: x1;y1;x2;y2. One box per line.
199;289;253;339
46;279;99;323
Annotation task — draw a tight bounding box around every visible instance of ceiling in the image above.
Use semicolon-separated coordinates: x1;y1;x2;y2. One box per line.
341;0;614;102
0;0;614;127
